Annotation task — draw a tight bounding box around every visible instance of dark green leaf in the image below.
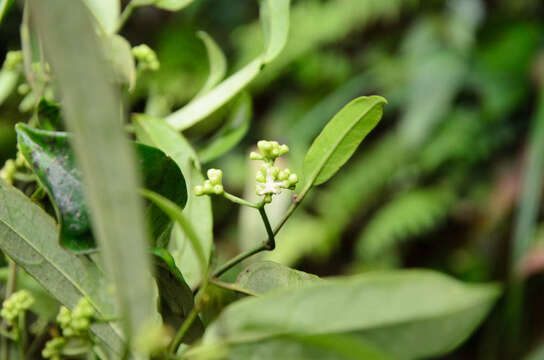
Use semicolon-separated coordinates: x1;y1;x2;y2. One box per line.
203;270;500;360
15;124;187;252
151;248;204;342
237;261;320;294
198;92;252;163
302;96;386;187
0;180;124;354
37;98;63;131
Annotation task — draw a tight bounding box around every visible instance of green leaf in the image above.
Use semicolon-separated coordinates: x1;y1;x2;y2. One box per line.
37;98;63;131
151;248;204;342
203;270;500;359
15;124;187;252
165;0;290;131
103;34;136;90
0;68;18;106
83;0;120;34
142;190;207;279
0;180;124;354
195;31;227;98
198;92;252;163
133;114;213;287
30;0;155;342
155;0;193;11
237;261;320;294
302;96;386;187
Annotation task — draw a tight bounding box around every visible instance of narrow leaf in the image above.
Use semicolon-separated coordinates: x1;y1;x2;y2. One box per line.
303;96;386;187
0;181;124;354
259;0;290;62
237;261;320;294
203;270;500;360
30;0;155;342
198;92;252;163
195;31;227;98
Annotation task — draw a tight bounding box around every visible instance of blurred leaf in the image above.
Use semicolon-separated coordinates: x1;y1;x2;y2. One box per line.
0;68;18;106
0;180;124;354
134;114;213;287
165;0;290;130
142;190;207;278
237;261;320;294
16;124;187;252
30;0;156;341
103;34;136;89
203;270;500;360
0;0;16;28
302;96;386;187
356;187;456;261
37;98;63;130
198;92;252;163
195;31;227;98
83;0;119;34
151;248;204;342
154;0;193;11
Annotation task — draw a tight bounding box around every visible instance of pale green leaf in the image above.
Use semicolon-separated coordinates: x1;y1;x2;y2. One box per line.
155;0;193;11
237;261;320;294
195;31;227;98
30;0;155;343
0;181;124;354
133;114;213;287
83;0;120;34
303;96;386;187
198;92;252;163
203;270;500;360
165;0;290;131
103;34;136;89
0;69;18;106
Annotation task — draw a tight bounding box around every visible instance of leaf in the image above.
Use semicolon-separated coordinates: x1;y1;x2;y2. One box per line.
195;31;227;98
237;261;320;294
302;96;386;187
203;270;500;360
142;190;207;278
103;34;136;90
155;0;193;12
133;114;213;287
198;92;252;163
0;68;18;106
165;0;290;131
83;0;119;34
151;248;204;342
37;98;63;131
15;124;187;252
30;0;155;342
0;180;124;354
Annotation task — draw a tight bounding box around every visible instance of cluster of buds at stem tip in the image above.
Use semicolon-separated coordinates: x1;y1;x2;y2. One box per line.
0;290;34;327
251;140;298;203
132;44;160;72
56;297;95;338
3;50;22;72
195;169;224;196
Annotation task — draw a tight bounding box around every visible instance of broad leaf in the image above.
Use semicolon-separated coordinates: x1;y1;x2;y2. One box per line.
151;248;204;342
203;270;500;360
134;114;213;287
83;0;119;34
165;0;290;131
0;180;124;354
237;261;320;294
30;0;155;342
195;31;227;98
303;96;386;187
16;124;187;252
198;92;252;163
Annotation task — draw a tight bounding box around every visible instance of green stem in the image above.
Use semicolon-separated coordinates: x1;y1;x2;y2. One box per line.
209;279;258;297
0;0;14;28
258;206;276;250
1;259;17;360
116;1;136;33
210;243;268;281
17;313;25;360
223;192;260;208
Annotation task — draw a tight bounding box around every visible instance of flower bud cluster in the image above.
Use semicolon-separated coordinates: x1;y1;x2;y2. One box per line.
3;51;22;72
132;44;160;72
251;140;298;203
0;290;34;326
57;298;95;337
42;337;66;360
195;169;224;196
249;140;289;163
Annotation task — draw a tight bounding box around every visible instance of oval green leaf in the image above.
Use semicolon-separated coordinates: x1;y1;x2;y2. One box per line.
15;123;187;252
302;96;387;187
237;261;320;294
203;270;500;360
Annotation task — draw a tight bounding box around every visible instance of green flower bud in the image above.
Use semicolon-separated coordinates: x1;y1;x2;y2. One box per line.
213;184;224;194
194;185;204;196
0;159;16;185
207;169;223;185
3;51;22;71
249;151;262;160
1;290;34;326
132;44;160;72
195;169;225;196
42;337;66;360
